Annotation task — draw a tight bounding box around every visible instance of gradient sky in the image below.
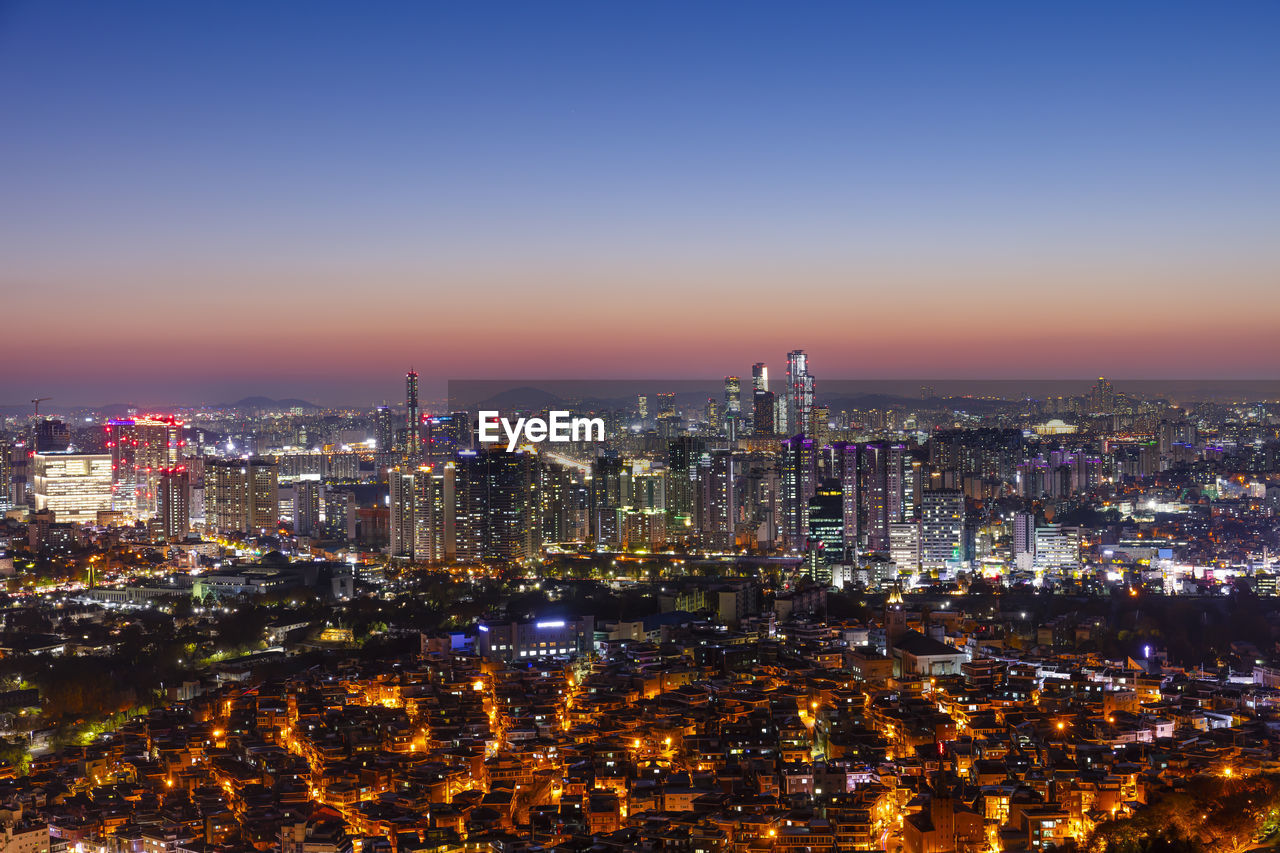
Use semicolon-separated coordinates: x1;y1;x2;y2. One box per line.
2;1;1279;406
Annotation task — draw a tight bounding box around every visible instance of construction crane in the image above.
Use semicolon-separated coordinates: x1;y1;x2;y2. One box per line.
31;397;51;417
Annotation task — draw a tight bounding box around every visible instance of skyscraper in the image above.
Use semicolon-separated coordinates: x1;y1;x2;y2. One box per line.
405;370;421;461
780;434;816;552
807;479;845;574
751;362;768;393
697;449;737;551
389;465;447;563
453;447;538;563
825;442;859;555
375;406;395;453
294;480;323;537
157;466;190;541
107;415;182;519
724;376;741;440
860;444;889;552
784;350;814;439
753;390;776;437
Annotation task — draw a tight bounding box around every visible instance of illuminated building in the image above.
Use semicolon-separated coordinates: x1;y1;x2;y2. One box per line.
752;362;768;393
324;488;358;541
724;376;741;440
590;453;629;545
476;615;596;662
1033;524;1080;571
157;466;190;540
780;434;816;551
919;490;965;570
0;440;11;511
752;389;775;437
889;521;922;571
860;444;889;552
32;452;112;523
405;370;420;461
106;415;182;519
807;479;845;579
293;480;323;537
453;448;537;562
887;444;913;523
374;405;395;453
824;442;859;553
1012;511;1035;567
665;437;701;531
697;449;737;551
784;349;814;438
389;464;449;563
205;458;279;534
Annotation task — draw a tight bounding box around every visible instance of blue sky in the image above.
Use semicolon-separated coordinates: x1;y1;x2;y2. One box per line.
1;1;1278;405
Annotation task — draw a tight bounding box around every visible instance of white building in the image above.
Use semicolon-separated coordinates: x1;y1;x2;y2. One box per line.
32;453;112;524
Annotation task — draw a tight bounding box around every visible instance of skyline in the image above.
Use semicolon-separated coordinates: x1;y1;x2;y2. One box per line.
3;1;1279;403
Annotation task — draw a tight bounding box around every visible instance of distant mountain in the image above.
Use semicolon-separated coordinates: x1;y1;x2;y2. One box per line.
222;396;321;410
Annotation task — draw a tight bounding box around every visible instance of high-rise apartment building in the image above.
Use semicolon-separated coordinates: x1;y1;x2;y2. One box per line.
780;434;816;551
389;464;448;563
205;458;279;534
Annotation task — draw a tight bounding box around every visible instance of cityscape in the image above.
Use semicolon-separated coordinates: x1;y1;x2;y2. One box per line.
4;2;1280;853
3;367;1280;853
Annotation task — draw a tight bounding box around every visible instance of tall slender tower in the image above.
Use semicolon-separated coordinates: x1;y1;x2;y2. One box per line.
785;350;814;438
405;370;420;461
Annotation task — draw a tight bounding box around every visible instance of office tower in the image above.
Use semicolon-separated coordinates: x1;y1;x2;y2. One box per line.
724;377;741;440
656;392;676;417
405;370;421;460
752;389;775;437
324;487;358;542
810;404;830;448
780;434;816;551
889;521;922;572
389;465;446;563
32;452;112;523
637;395;649;421
453;447;538;562
375;406;395;453
106;415;182;519
1012;511;1035;565
860;444;889;552
752;362;769;393
157;466;190;541
704;398;720;435
294;480;323;537
665;437;701;531
697;450;737;551
1033;525;1080;571
825;442;859;555
784;349;814;438
424;413;470;460
807;479;845;574
919;490;965;571
205;458;279;534
921;385;936;401
34;420;71;454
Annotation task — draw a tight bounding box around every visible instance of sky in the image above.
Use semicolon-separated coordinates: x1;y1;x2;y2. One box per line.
2;1;1278;407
